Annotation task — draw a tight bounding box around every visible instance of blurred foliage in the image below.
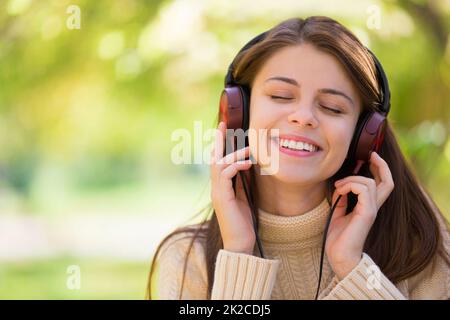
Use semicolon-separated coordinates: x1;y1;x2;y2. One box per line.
0;257;149;299
0;0;449;299
0;0;449;209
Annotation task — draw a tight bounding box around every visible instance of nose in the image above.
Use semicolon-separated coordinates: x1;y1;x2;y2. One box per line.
287;102;319;128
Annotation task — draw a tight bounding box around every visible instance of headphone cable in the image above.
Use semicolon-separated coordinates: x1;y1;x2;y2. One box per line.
314;194;341;300
239;171;265;259
231;171;265;259
314;159;364;300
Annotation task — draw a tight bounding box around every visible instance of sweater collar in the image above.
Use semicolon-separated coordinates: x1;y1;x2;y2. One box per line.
257;197;331;248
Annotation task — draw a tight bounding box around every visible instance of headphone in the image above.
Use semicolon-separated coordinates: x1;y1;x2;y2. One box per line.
219;30;390;169
218;29;391;300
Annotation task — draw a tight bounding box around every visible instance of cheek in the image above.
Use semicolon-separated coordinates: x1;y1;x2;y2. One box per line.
248;123;272;164
249;97;266;128
248;108;263;154
323;120;356;156
250;103;286;137
248;99;282;156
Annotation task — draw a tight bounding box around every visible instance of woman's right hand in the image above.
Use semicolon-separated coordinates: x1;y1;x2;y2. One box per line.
210;121;256;255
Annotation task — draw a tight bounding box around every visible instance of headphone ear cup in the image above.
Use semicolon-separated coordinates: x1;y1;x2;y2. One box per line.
347;113;369;161
347;112;387;163
219;86;246;130
219;85;250;130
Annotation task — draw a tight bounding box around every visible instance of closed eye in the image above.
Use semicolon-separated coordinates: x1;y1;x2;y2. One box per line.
270;95;293;101
320;105;342;114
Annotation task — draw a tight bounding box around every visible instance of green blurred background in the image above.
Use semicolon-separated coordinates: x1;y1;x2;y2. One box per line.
0;0;449;299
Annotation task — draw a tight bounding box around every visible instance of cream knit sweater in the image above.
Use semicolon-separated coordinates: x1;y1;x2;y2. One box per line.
151;197;450;300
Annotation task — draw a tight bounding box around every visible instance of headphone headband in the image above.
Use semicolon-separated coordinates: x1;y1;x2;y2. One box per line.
225;31;391;115
366;48;391;114
225;31;269;86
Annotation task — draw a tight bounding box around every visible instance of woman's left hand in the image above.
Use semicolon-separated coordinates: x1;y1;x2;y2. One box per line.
325;151;395;280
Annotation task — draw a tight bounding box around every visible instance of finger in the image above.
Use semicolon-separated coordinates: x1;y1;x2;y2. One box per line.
219;161;252;197
335;176;376;206
369;152;394;189
235;169;251;202
335;182;376;218
218;146;250;165
211;146;249;181
369;152;395;206
335;176;376;196
220;160;253;181
213;122;226;162
329;190;348;224
368;152;381;185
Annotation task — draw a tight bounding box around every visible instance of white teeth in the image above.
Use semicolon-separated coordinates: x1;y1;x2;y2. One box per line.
304;143;311;152
279;139;318;152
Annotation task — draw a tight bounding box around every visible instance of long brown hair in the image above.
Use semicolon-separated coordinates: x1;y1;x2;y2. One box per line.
146;16;449;300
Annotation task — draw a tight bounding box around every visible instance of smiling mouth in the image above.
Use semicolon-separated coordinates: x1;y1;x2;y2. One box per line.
275;138;321;153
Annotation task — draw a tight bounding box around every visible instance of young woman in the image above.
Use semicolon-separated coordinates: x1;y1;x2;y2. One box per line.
147;16;449;300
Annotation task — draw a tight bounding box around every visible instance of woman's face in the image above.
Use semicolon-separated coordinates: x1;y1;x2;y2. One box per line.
249;43;362;185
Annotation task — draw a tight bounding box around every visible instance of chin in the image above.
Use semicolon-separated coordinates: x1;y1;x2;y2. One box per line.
262;165;318;185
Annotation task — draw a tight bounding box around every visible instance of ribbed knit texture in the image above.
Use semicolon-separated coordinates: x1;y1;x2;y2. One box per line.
211;250;279;299
151;197;450;300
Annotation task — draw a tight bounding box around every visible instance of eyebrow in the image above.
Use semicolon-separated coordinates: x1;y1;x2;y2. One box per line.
265;76;299;86
264;76;354;107
318;88;354;107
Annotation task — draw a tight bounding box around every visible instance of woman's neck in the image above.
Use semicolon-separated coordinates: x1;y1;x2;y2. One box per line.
255;173;327;217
